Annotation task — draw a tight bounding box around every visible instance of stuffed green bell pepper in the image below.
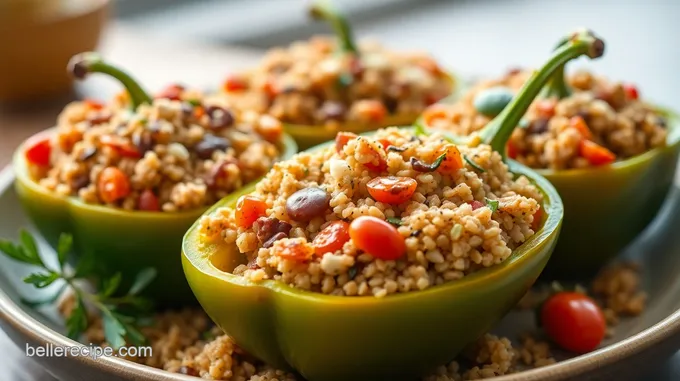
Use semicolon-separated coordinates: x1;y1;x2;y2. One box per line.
177;29;613;381
214;0;457;150
419;30;679;277
12;52;297;307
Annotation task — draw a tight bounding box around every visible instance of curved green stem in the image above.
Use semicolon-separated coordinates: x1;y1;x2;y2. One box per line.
67;52;152;109
478;29;605;157
538;32;584;100
309;0;358;54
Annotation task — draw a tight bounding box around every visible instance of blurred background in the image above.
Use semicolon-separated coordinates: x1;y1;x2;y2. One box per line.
1;0;680;379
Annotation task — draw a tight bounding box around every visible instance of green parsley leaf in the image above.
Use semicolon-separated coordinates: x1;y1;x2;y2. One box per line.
101;273;122;298
0;240;30;264
66;296;88;340
19;229;44;267
187;99;202;107
485;198;499;213
56;233;73;269
386;217;402;226
23;272;60;288
102;312;127;350
464;155;486;173
348;266;358;280
414;124;430;137
410;152;446;172
128;268;157;296
21;284;68;308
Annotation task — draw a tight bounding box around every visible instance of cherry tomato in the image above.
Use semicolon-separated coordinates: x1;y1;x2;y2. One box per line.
623;84;639;100
506;140;519;159
156;84;184;101
98;167;131;204
349;216;406;260
469;200;485;210
541;292;606;354
570;116;593;140
100;135;141;158
312;221;351;255
437;144;464;174
235;195;267;228
335;131;358;153
25;137;51;166
531;207;543;231
579;140;616;166
223;75;248;92
367;176;417;205
273;238;315;261
138;189;160;211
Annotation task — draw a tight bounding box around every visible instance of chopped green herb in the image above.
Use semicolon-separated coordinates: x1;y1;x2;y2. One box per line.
450;224;463;240
187;99;202;107
303;168;309;176
464;155;486;173
414;124;430;137
0;230;156;349
411;153;446;172
485;198;499;213
386;217;402;226
348;266;358;280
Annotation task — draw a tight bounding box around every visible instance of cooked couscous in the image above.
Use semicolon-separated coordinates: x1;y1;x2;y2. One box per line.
66;261;644;381
24;86;287;212
218;36;453;128
423;69;668;170
198;127;543;297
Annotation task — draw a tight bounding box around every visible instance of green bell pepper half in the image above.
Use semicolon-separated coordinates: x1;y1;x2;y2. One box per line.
416;34;680;278
179;29;604;380
11;52;299;307
13;129;297;308
283;0;460;150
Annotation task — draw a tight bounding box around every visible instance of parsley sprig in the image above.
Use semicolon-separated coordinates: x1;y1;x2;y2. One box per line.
0;230;156;349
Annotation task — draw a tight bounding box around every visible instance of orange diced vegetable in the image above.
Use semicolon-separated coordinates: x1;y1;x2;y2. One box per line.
100;135;141;158
579;140;616;166
623;84;639;100
531;207;543;231
235;195;268;228
223;75;249;92
437;144;464;174
422;104;450;127
273;239;315;261
536;99;556;119
335;132;358;153
356;100;387;122
570;116;592;140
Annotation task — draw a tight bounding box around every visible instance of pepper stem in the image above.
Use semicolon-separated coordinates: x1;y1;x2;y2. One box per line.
539;35;574;100
67;52;152;109
309;0;358;54
478;29;605;158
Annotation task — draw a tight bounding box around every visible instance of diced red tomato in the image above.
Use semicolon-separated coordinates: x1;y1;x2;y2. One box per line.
623;84;639;100
98;167;131;204
367;176;417;205
531;207;543;231
235;195;267;228
349;216;406;260
139;189;160;211
579;140;616;166
469;200;485;210
378;139;393;151
312;221;351;255
156;84;184;101
25;137;52;166
223;75;249;92
84;99;104;110
100;135;141;158
506;141;519;159
356;100;387;123
536;99;556;119
335;132;358;153
262;78;279;98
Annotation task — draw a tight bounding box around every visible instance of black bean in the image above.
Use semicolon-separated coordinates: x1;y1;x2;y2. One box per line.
70;174;90;190
285;187;330;221
206;106;235;130
383;97;398;114
195;134;231;160
657;116;668;128
254;217;292;245
79;147;97;161
528;118;549;134
132;133;154;154
263;232;288;248
320;101;346;121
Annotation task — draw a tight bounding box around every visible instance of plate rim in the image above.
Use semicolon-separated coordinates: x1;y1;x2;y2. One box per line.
0;164;679;380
